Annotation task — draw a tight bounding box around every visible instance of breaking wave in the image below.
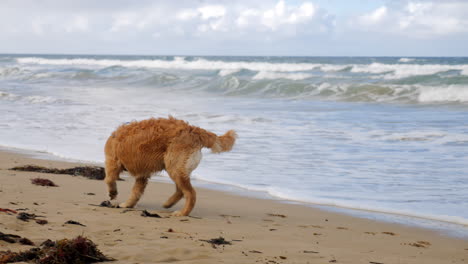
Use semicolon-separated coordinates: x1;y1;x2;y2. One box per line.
16;57;468;78
3;56;467;105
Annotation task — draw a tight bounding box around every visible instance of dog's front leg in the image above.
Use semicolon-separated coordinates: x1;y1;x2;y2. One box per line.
119;176;149;208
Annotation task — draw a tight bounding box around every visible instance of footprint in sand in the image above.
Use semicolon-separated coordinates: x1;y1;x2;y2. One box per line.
267;213;287;218
298;225;324;229
409;241;431;248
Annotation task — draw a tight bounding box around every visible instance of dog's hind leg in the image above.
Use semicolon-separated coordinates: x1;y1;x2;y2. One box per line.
165;149;201;216
119;176;149;208
163;185;183;208
104;159;123;200
170;173;196;216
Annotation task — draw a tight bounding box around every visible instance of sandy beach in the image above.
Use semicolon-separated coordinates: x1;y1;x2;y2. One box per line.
0;149;466;264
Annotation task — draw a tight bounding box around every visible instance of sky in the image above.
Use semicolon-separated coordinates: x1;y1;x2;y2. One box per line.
0;0;467;56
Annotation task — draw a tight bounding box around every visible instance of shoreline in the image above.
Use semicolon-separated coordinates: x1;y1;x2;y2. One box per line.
3;145;468;239
162;176;468;239
1;148;468;263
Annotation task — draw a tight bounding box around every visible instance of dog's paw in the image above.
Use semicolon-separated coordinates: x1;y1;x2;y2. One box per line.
119;202;134;208
171;211;184;217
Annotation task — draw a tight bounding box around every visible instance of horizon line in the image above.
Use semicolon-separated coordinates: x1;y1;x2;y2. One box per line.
1;52;467;58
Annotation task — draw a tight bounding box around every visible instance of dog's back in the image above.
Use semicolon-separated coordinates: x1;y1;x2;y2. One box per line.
106;117;188;174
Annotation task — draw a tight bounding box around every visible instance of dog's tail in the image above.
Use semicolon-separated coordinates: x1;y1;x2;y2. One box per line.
199;129;237;153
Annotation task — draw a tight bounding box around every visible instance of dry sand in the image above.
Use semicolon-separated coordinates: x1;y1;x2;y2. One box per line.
0;149;467;263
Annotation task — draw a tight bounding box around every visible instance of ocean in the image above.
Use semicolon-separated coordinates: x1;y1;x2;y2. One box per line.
1;54;467;233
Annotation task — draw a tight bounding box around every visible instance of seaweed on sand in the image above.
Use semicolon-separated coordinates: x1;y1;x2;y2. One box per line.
31;178;58;187
0;232;34;246
0;248;40;263
0;208;17;214
99;201;115;208
64;220;86;227
11;165;107;181
141;210;162;218
0;236;114;264
0;233;21;244
17;212;42;222
200;237;232;248
35;219;48;225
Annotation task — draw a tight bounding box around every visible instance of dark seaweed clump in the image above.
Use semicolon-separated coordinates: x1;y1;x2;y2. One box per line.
141;210;162;218
0;236;114;264
0;232;34;245
31;178;58;187
11;165;106;180
200;236;232;246
17;212;41;222
64;220;86;227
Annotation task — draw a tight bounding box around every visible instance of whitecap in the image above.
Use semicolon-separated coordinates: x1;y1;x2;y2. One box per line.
398;58;416;63
418;85;468;103
252;71;313;80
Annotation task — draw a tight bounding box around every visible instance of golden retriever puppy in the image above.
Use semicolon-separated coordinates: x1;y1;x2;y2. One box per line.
104;116;236;216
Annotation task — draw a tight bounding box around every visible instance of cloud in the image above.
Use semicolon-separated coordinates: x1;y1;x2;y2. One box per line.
0;1;329;37
176;9;199;21
351;1;468;37
65;16;89;33
198;5;226;20
357;6;387;25
234;1;318;32
0;0;466;55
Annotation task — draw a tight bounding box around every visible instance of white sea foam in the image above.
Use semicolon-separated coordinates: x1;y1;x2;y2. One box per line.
218;69;240;76
418;85;468;103
0;66;24;78
398;58;416;63
0;91;62;104
312;83;468;104
17;57;322;73
318;64;351;72
253;71;314;80
17;57;468;81
351;63;468;79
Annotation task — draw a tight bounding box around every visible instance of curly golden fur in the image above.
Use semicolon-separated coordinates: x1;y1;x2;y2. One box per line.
104;116;237;216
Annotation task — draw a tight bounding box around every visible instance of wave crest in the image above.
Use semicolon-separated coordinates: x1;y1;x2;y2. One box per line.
7;56;468;105
0;91;64;104
17;57;468;78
